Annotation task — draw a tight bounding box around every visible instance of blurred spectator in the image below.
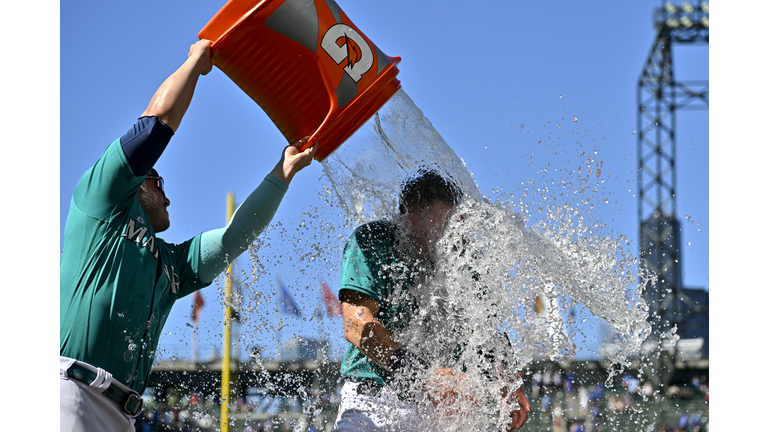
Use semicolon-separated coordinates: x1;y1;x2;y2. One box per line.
542;393;552;412
569;422;585;432
131;364;709;432
565;372;575;397
589;385;603;401
544;369;553;389
553;406;566;432
133;411;151;432
608;395;621;412
622;375;640;394
668;384;680;399
578;386;589;412
608;394;634;413
622;394;634;410
644;381;654;399
592;405;604;432
533;371;542;397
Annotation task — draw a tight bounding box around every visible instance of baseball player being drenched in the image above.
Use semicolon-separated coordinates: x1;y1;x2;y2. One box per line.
59;39;317;431
331;169;530;432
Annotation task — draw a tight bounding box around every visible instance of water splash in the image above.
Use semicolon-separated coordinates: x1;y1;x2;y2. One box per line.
321;88;483;226
319;88;653;431
206;87;656;431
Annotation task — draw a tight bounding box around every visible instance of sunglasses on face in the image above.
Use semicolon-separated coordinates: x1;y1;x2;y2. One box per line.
145;175;165;194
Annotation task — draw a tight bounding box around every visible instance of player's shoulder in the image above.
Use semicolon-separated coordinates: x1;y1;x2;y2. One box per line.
344;221;399;258
352;220;396;241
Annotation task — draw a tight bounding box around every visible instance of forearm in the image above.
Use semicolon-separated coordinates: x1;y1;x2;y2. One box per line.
198;175;288;284
357;321;400;369
354;321;432;380
341;294;401;369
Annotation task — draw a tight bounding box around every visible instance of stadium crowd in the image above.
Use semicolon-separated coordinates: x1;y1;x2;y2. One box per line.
132;368;708;432
529;367;708;432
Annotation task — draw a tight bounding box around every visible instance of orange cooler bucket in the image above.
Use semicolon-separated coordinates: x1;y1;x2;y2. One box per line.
199;0;402;161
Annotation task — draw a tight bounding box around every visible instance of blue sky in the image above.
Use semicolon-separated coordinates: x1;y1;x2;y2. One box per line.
54;0;714;364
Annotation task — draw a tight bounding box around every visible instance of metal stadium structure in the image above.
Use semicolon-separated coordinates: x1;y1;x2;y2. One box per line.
637;1;709;359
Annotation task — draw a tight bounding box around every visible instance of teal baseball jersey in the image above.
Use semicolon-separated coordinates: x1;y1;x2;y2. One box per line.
337;221;421;386
60;139;210;394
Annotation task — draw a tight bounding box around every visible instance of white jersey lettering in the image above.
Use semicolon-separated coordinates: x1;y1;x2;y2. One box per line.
122;217;159;259
163;264;180;295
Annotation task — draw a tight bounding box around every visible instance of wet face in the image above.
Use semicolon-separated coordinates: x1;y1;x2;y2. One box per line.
137;178;171;233
406;200;455;253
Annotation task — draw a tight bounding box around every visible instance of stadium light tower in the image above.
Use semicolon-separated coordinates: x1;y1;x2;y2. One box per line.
637;1;709;355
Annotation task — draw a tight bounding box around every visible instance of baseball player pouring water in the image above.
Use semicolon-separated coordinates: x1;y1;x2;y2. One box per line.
60;40;317;431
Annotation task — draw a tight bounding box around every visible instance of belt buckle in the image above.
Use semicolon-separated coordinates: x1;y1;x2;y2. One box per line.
124;393;144;416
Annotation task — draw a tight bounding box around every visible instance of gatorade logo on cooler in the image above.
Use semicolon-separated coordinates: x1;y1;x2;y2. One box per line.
198;0;402;160
321;24;374;83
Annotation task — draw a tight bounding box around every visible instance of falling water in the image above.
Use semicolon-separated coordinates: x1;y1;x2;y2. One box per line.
317;88;654;431
211;87;659;431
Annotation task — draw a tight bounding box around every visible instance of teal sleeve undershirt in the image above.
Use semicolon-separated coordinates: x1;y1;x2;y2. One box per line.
198;174;288;284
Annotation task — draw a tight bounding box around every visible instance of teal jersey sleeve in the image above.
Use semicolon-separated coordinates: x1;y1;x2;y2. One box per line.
199;174;288;285
169;234;211;299
338;221;398;304
72;138;145;221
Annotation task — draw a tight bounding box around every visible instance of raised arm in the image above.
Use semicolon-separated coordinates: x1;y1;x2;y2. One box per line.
141;40;213;133
197;140;317;285
120;41;214;178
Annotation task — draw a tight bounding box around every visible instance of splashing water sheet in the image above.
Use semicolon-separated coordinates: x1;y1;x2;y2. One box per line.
218;88;655;431
316;88;654;431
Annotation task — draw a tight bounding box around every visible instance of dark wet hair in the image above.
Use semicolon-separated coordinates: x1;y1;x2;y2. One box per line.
398;168;463;215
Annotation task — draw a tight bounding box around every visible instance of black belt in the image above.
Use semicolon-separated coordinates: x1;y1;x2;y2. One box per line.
355;380;416;402
355;380;384;397
66;363;144;417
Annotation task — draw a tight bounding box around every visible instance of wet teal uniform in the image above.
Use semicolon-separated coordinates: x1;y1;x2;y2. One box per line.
60;138;210;393
337;221;421;386
60;136;288;395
